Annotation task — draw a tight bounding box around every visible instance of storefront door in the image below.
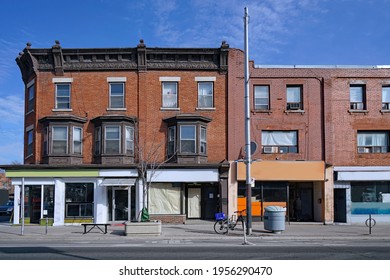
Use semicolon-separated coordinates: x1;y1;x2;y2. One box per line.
188;188;201;218
108;187;132;222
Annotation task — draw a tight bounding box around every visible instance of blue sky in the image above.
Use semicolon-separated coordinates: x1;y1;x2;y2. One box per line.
0;0;390;164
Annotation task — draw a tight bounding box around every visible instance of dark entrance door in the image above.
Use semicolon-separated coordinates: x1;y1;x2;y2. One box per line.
334;189;347;223
201;185;219;219
30;186;41;224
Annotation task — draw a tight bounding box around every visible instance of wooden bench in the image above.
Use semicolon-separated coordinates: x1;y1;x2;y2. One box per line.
81;223;110;234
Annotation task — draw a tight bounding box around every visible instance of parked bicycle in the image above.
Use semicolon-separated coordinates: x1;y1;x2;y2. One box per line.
214;209;246;234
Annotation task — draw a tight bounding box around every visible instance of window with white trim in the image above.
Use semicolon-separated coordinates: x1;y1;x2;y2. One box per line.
198;82;213;108
73;127;83;154
357;131;389;153
125;126;134;155
254;85;270;110
109;82;125;108
180;125;196;153
55;84;71;109
286;85;303;110
350;85;366;110
200;126;207;154
105;126;121;154
162;82;178;108
262;130;298;153
382;86;390;110
52;126;68;154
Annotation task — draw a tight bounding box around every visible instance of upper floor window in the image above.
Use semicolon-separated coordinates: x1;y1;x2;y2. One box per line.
52;126;69;154
180;125;196;153
55;84;71;109
162;82;178;108
92;115;136;164
382;86;390;110
350;85;366;110
27;82;35;113
73;127;83;154
254;85;270;110
26;128;33;157
164;115;211;163
262;130;298;153
109;82;125;109
286;85;303;110
357;131;389;153
198;82;213;108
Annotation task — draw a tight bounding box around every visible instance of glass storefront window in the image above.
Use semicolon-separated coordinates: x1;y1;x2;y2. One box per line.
65;183;94;217
351;182;390;214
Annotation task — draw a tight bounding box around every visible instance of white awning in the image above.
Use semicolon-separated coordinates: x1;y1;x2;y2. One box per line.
101;178;136;186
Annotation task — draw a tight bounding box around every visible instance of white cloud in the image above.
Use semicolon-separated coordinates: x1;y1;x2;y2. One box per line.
0;95;24;124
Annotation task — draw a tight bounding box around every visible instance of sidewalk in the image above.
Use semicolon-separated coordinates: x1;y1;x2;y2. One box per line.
0;220;389;242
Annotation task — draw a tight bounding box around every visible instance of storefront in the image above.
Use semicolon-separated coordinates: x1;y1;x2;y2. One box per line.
235;161;330;223
334;166;390;223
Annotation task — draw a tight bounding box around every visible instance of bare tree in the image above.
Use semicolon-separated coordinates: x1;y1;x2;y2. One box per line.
135;133;176;221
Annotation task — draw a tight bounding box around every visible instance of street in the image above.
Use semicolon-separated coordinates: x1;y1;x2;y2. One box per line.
0;238;389;260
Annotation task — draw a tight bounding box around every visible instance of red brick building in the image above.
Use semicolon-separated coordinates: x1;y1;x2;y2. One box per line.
4;40;230;225
227;48;390;224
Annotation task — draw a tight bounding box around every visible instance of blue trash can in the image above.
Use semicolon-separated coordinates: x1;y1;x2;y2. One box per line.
264;206;286;233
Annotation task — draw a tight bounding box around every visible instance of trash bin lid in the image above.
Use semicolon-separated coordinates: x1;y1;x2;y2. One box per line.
264;206;286;212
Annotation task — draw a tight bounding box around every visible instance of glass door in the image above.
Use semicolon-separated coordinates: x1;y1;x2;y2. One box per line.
114;188;129;221
108;187;130;222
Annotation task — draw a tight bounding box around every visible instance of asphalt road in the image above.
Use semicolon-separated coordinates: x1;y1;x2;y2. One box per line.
0;239;389;260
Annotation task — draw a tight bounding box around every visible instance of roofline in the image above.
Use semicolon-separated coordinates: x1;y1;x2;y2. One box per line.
255;64;390;69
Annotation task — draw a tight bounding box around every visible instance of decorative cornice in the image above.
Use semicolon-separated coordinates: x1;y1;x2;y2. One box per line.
15;40;229;83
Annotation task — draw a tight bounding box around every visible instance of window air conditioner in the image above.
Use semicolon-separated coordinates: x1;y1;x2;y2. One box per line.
357;147;368;153
263;146;277;153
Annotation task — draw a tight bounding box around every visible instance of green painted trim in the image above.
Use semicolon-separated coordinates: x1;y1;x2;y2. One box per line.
6;169;99;178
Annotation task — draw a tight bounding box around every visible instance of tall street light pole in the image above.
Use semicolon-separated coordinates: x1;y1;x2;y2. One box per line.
244;7;252;235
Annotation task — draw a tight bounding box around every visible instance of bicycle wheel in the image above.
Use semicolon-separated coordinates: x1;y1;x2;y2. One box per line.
214;219;228;234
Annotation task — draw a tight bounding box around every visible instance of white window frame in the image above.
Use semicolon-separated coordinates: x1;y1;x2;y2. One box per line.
286;85;302;110
350;84;366;110
382;85;390;110
52;126;69;154
55;83;71;109
125;126;134;155
262;130;298;154
197;82;214;108
200;126;207;154
104;125;121;154
109;82;125;109
254;85;270;110
162;81;178;108
73;127;83;155
180;125;196;154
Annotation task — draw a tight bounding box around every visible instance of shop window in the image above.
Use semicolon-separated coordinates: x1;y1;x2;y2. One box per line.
351;182;390;214
65;183;94;218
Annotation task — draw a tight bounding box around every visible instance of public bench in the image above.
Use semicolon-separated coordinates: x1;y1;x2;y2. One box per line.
81;223;110;234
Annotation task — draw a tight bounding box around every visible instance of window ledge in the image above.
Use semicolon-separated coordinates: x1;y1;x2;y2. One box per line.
196;107;216;111
252;109;272;115
348;109;369;115
380;109;390;114
107;108;127;111
52;109;73;112
284;109;305;115
160;107;180;111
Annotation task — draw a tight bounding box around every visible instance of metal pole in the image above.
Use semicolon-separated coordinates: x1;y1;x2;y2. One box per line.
244;7;252;235
21;177;25;236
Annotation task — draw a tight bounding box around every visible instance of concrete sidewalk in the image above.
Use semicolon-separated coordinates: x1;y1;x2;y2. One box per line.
0;220;389;242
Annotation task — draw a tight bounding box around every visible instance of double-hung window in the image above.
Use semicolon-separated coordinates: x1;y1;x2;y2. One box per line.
357;131;389;153
109;83;125;108
254;85;270;110
200;127;207;154
52;126;68;154
125;126;134;155
55;84;71;109
168;126;176;157
27;82;35;112
262;131;298;153
105;126;121;154
73;127;83;154
286;85;302;110
382;86;390;110
350;85;366;110
162;82;178;108
180;125;196;153
198;82;213;108
26;129;33;157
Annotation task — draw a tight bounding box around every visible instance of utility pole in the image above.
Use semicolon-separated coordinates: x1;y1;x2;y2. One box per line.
244;7;252;235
